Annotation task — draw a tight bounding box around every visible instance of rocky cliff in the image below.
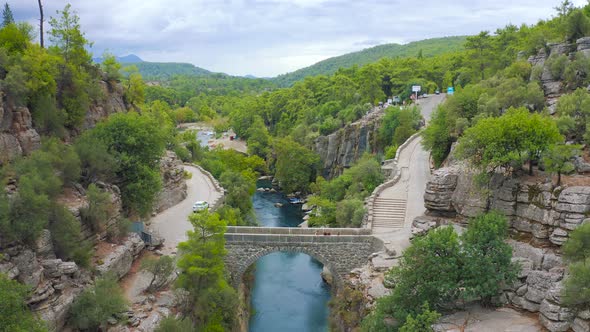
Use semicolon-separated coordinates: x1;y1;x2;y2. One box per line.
528;36;590;113
0;80;128;165
418;165;590;332
314;108;383;179
153;151;188;213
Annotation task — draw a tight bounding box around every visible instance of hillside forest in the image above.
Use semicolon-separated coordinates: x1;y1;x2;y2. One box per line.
1;0;590;331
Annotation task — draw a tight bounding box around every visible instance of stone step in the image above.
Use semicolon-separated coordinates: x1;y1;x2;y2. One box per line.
372;222;404;228
375;199;407;203
373;213;405;218
373;208;406;212
373;203;406;208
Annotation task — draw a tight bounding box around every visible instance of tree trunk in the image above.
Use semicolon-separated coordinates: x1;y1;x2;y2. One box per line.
529;155;534;175
557;172;562;186
37;0;44;48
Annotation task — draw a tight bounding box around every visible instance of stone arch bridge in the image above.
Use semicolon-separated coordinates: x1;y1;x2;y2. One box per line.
224;226;381;288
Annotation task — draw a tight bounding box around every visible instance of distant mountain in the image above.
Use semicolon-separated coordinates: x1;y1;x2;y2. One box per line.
92;54;144;63
272;36;468;86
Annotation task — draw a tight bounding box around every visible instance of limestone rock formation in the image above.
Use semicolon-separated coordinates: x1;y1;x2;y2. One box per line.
0;244;93;330
153;151;188;213
0;105;40;164
96;233;145;279
422;164;590;331
314;108;383;179
82;81;127;131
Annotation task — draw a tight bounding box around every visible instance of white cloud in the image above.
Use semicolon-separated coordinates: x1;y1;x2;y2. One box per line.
10;0;590;77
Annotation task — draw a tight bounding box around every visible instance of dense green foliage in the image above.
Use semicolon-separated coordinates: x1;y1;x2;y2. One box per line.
84;112;167;216
362;211;517;330
308;154;383;227
0;274;47;332
456;108;562;175
274;137;320;194
273;36;468;87
68;276;128;331
176;211;238;330
562;223;590;309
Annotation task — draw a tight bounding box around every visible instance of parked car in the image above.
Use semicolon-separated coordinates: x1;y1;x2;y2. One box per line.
192;201;209;212
435;90;440;95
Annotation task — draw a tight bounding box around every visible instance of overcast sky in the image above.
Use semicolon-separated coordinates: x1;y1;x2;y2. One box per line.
11;0;589;77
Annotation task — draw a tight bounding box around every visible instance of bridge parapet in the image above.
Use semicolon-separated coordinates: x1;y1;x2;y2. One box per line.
225;226;372;236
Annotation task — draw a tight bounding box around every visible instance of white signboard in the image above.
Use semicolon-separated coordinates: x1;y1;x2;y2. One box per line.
412;85;421;92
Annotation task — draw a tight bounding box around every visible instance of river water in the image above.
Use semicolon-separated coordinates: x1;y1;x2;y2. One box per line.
248;182;331;332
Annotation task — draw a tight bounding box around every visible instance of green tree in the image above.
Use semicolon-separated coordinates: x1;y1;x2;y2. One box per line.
88;112;166;216
122;66;145;105
69;275;128;331
461;211;518;305
75;131;119;184
555;88;590;143
176;211;238;331
101;52;121;81
48;4;91;66
0;274;47;332
399;303;441;332
562;223;590;309
456;108;562;175
274;137;320;193
543;144;581;185
368;227;462;328
141;256;175;292
565;9;590;42
2;3;14;27
563;223;590;263
465;31;492;80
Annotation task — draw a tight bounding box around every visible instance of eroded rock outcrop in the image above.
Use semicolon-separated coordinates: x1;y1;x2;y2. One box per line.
96;233;145;279
153;151;188;213
0;105;41;164
314;108;383;179
0;242;93;330
527;38;590;114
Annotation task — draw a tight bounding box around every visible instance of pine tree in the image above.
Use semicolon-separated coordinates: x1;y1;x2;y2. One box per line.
2;3;14;27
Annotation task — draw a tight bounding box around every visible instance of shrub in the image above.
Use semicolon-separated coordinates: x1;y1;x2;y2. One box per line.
335;199;365;227
106;218;131;244
461;211;518;305
0;273;47;332
141;256;175;292
399;303;441;332
80;184;114;233
49;204;92;268
69;275;127;331
155;317;193;332
546;54;568;80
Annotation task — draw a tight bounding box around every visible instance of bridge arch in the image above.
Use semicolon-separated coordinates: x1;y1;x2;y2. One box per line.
228;245;342;289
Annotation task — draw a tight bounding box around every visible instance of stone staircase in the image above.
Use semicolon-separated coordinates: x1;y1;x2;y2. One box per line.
371;197;407;230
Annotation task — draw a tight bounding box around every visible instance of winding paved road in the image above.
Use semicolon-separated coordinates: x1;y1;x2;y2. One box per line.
150;165;223;254
372;94;445;253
